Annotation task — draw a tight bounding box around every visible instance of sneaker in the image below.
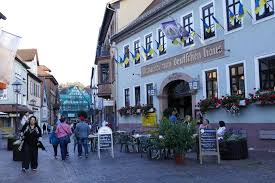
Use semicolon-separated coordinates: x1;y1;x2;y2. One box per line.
78;155;82;158
22;168;26;173
85;154;88;159
54;156;58;159
32;169;37;171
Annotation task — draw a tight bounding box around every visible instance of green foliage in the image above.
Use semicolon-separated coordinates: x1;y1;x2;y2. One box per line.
159;118;196;154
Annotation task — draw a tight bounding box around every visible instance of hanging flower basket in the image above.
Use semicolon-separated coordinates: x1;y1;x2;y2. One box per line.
197;97;221;114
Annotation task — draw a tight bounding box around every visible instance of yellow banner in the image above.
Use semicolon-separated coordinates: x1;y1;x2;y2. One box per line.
142;112;157;127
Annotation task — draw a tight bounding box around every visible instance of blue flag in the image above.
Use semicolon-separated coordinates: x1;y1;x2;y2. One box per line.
161;20;181;40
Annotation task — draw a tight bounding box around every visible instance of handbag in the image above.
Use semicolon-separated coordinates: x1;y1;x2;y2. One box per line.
60;124;71;144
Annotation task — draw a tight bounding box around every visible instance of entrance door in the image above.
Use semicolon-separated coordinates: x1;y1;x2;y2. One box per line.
167;80;192;120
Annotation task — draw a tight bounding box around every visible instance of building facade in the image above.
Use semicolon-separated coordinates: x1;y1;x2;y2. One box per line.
38;65;59;125
0;56;30;134
60;86;92;122
94;0;155;129
112;0;275;150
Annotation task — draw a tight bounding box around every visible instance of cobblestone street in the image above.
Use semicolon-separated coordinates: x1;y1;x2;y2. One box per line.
1;137;275;183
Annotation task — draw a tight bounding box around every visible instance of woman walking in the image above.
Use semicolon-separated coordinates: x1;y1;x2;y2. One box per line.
49;125;59;159
21;116;42;172
56;117;72;161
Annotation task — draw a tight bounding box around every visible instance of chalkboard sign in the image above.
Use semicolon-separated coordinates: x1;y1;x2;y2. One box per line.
199;129;220;164
99;134;112;148
98;126;114;159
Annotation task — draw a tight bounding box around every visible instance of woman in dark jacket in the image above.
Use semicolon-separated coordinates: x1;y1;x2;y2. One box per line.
21;116;42;172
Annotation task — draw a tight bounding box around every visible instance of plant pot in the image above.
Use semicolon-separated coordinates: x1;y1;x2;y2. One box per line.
175;154;185;164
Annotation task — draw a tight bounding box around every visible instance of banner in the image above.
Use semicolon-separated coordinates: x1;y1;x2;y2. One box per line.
142;112;157;127
161;20;181;40
0;30;21;89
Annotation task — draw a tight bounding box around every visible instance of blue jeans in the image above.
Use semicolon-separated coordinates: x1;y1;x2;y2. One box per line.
59;137;68;160
78;138;88;156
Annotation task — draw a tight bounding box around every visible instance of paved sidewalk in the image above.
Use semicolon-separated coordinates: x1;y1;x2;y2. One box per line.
0;137;275;183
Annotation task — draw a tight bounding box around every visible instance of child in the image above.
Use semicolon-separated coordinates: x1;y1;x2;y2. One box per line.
49;126;59;159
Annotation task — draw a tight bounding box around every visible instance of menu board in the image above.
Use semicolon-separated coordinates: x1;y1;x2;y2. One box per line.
200;129;217;152
99;134;112;148
199;129;220;164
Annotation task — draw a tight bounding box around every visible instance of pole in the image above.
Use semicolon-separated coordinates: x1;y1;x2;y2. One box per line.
15;93;18;135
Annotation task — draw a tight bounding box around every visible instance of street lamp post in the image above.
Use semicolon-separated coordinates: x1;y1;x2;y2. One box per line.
12;80;22;134
91;85;98;125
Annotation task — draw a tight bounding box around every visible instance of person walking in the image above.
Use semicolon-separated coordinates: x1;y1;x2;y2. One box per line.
49;125;59;159
21;116;42;172
75;111;90;158
56;117;72;161
42;123;46;134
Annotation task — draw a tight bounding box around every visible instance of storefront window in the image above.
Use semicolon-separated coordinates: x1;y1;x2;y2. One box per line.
124;88;130;106
146;83;154;106
229;63;245;97
134;86;141;106
205;70;218;98
259;56;275;90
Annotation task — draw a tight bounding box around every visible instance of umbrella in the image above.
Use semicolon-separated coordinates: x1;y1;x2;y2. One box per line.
37;141;47;151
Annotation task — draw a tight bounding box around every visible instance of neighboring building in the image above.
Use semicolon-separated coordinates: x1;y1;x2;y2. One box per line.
17;49;42;126
93;0;154;129
27;71;42;126
0;56;30;134
38;65;59;125
59;86;92;122
111;0;275;150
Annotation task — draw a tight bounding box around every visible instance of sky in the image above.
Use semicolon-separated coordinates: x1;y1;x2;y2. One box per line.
1;0;109;86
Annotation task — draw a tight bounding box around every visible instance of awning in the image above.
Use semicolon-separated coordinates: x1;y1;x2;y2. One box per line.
0;104;32;113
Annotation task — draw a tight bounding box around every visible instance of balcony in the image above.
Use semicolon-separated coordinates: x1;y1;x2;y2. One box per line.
97;83;112;98
96;45;110;59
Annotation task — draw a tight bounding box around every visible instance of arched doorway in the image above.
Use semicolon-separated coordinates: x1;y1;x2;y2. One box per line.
166;80;192;119
158;73;195;119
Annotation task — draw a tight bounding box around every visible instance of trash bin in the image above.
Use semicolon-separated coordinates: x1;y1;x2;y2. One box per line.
13;144;23;161
7;137;16;151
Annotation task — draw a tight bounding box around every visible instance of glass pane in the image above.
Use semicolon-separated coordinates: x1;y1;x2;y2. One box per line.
231;67;236;76
213;71;217;78
238;66;244;75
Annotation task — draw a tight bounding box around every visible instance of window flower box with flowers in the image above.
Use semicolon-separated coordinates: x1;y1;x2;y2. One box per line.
197;97;221;114
118;105;156;117
252;89;275;105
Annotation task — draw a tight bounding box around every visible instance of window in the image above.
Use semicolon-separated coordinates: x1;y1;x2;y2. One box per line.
124;45;130;68
30;81;33;95
134;40;141;64
259;56;275;90
226;0;242;31
229;63;245;96
202;3;215;39
146;83;154;106
124;88;130;106
134;86;141;106
255;0;274;20
157;29;166;55
182;13;194;46
101;64;109;84
145;34;153;60
205;70;218;98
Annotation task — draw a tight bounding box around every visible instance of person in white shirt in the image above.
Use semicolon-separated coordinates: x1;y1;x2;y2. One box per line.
217;121;226;140
20;112;30;127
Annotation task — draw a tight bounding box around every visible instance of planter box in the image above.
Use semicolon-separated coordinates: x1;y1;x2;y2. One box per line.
220;140;248;160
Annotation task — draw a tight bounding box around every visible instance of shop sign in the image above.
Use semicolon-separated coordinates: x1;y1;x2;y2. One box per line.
9;113;20;117
103;100;114;107
141;40;225;77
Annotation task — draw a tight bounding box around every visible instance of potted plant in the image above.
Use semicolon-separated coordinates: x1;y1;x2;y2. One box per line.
159;119;196;164
198;97;221;113
141;105;156;117
131;105;142;116
118;106;132;117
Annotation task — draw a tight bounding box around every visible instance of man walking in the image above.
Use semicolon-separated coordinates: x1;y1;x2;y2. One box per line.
75;111;90;158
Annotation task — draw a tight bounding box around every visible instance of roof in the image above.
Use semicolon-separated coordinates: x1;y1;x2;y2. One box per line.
111;0;194;43
0;104;32;113
17;49;39;65
28;70;42;83
15;55;30;69
38;65;58;85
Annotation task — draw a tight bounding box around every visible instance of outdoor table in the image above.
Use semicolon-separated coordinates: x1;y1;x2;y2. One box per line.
88;134;98;152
